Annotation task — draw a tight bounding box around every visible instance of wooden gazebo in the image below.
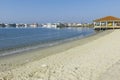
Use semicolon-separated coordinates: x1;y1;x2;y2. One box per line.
93;16;120;30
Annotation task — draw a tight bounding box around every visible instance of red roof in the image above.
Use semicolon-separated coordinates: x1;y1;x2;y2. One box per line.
94;16;120;22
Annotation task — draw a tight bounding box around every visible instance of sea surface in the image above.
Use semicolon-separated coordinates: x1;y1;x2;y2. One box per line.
0;27;96;56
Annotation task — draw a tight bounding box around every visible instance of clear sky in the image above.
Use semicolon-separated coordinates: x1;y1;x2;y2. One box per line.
0;0;120;23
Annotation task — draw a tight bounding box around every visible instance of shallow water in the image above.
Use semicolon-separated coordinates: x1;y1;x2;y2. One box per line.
0;27;95;56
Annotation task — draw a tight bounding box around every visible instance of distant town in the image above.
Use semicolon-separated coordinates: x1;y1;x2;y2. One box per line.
0;22;93;28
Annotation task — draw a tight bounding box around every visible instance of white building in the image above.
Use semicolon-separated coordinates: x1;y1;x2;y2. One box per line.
67;23;82;27
42;23;57;28
29;23;38;28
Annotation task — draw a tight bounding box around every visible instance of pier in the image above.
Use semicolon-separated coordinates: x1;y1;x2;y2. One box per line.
94;16;120;30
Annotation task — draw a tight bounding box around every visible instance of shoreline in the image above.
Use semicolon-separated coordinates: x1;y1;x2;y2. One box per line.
0;27;94;57
0;30;112;72
0;31;94;57
1;29;120;80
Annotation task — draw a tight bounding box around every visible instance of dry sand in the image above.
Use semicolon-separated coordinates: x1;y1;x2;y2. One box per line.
0;30;120;80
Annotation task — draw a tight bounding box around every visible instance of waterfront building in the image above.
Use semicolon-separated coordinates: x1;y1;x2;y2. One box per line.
24;24;28;28
67;23;82;27
42;23;57;28
94;16;120;30
5;24;9;27
29;23;38;28
16;24;26;28
16;24;19;28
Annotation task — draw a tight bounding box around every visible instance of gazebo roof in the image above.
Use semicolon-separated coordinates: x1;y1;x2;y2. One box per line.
94;16;120;22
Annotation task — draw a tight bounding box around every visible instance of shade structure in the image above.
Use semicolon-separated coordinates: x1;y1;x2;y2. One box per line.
94;16;120;22
94;16;120;30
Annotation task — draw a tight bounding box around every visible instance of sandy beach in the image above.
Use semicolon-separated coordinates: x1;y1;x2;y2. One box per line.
0;30;120;80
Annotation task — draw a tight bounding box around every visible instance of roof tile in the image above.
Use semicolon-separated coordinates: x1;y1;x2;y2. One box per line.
94;16;120;22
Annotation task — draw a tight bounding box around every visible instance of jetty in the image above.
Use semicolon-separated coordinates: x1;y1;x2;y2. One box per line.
94;16;120;30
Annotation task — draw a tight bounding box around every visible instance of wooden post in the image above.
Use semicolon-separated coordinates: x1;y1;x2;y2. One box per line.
94;22;96;27
100;21;102;30
106;21;108;30
113;21;115;30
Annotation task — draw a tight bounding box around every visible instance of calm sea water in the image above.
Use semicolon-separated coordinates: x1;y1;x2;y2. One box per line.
0;27;95;56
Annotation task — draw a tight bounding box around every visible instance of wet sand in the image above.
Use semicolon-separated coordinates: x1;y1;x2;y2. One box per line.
1;30;120;80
